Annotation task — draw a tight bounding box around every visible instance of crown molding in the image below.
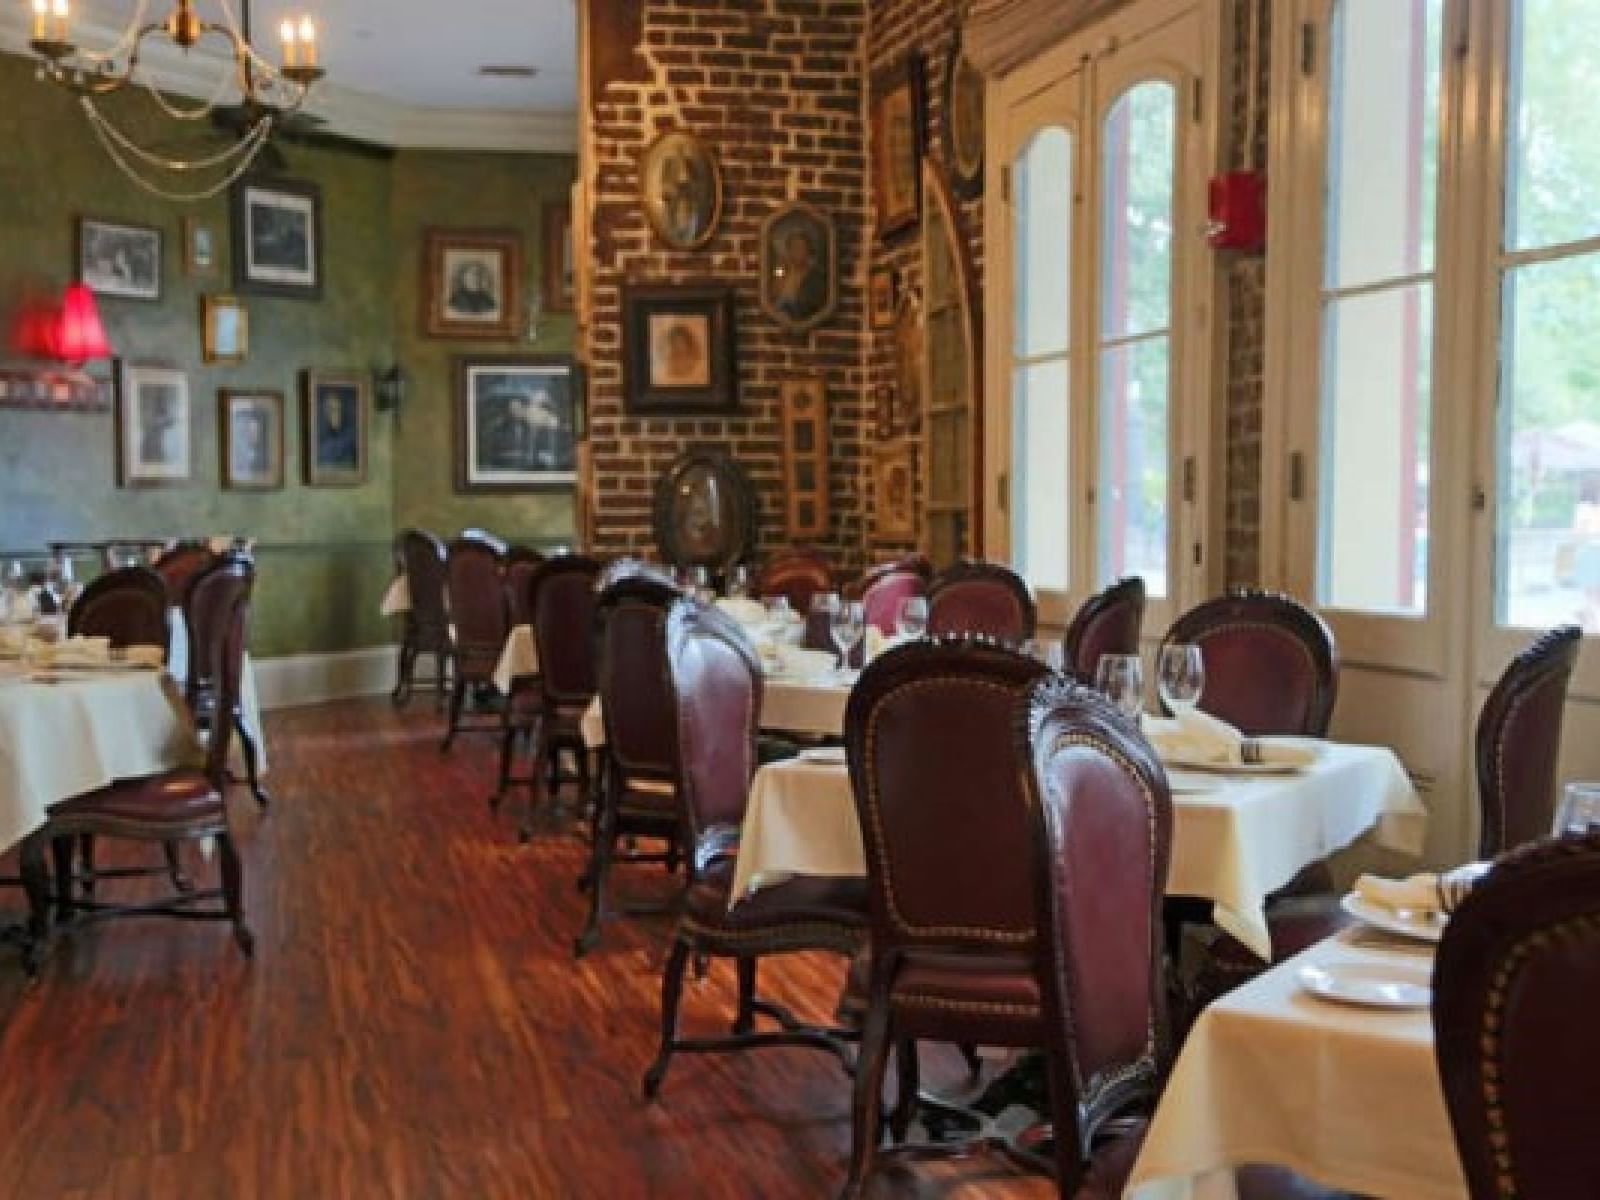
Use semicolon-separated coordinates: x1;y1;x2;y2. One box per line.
0;19;576;154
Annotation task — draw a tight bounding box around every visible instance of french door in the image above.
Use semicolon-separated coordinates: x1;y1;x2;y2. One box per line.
984;0;1218;635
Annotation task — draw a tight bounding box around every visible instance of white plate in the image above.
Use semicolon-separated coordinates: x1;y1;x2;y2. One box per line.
1296;960;1432;1010
797;745;847;765
1340;892;1445;944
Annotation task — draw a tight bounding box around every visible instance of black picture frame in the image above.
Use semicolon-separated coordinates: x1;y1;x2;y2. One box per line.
232;176;323;298
301;369;370;487
78;216;163;301
453;354;580;494
871;51;927;242
622;283;739;416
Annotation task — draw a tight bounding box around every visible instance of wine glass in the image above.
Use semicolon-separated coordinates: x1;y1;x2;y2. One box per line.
728;563;751;599
1553;782;1600;837
1157;643;1205;716
896;595;928;640
831;600;866;674
689;564;714;603
1094;653;1145;721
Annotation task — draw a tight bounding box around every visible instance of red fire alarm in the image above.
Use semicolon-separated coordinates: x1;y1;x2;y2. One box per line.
1207;170;1266;252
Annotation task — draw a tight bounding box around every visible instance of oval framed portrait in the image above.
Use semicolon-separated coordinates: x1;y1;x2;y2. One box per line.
639;130;723;251
759;201;838;335
651;450;757;572
945;33;985;199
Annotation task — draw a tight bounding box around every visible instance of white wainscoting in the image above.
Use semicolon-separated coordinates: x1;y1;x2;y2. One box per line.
253;646;407;712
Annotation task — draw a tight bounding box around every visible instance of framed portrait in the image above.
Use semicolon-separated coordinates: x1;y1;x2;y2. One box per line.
944;31;986;199
202;295;248;365
454;355;579;493
759;202;838;336
219;389;285;491
871;52;926;241
114;361;190;487
873;440;917;542
542;200;574;314
781;379;830;540
423;228;523;340
869;266;898;330
232;177;321;297
651;450;758;575
639;130;723;251
622;284;738;416
78;217;162;301
183;216;218;277
302;370;369;487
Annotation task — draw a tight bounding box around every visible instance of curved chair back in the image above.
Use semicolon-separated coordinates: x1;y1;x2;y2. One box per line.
67;566;170;653
1476;625;1583;857
1022;675;1171;1156
926;561;1036;644
664;600;762;854
152;540;216;606
1062;576;1146;684
860;569;927;636
530;555;602;708
850;554;934;599
1159;590;1338;736
846;638;1048;954
756;547;834;612
396;529;450;640
598;556;680;593
186;552;254;772
459;527;508;555
597;576;681;783
504;546;546;629
1434;836;1600;1200
445;537;508;681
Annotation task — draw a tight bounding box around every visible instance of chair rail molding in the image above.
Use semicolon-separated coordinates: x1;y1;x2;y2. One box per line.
965;0;1132;75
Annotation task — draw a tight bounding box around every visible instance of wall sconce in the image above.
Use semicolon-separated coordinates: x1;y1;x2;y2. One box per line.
374;364;406;417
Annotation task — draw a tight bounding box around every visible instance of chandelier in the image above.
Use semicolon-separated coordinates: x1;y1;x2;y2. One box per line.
27;0;326;201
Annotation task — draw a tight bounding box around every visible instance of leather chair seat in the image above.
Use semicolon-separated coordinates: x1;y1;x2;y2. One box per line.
684;858;867;931
50;768;222;824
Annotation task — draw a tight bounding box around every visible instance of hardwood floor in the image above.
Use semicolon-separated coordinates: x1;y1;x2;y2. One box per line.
0;700;1052;1199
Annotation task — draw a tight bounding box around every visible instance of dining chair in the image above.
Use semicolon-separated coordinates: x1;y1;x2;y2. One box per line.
849;553;934;601
67;566;170;653
503;545;546;629
1433;834;1600;1200
459;526;508;556
1158;590;1338;736
18;552;256;974
597;556;678;593
441;535;508;753
392;528;452;708
641;599;865;1099
181;546;269;810
755;545;834;611
926;560;1036;644
574;574;684;957
151;539;216;606
840;644;1168;1196
858;566;928;636
1062;576;1146;683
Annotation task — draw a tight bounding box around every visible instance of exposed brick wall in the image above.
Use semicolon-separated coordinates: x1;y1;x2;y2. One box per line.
584;0;871;568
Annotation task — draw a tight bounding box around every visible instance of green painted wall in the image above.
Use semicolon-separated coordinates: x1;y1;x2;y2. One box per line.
0;53;577;657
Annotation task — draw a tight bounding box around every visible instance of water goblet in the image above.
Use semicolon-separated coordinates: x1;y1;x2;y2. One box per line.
895;595;928;640
1553;782;1600;837
1094;653;1145;721
1157;643;1205;717
831;600;866;675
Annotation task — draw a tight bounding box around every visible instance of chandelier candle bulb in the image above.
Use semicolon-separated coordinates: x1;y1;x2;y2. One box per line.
280;18;297;66
30;0;47;41
49;0;66;41
297;16;315;67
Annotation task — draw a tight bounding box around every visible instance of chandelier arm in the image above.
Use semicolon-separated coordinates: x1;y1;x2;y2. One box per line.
74;0;150;65
139;49;244;120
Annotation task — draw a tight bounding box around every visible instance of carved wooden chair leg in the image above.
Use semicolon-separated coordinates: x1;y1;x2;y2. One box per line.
642;935;692;1099
573;797;616;958
890;1039;920;1142
234;711;270;809
840;993;893;1199
391;642;416;707
434;651;451;711
490;710;518;811
733;956;758;1034
217;831;254;958
19;832;53;977
78;833;96;897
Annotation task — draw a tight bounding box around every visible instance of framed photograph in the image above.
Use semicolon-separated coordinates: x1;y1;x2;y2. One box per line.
423;228;523;340
78;217;162;301
622;283;738;416
183;216;218;277
651;451;758;574
219;389;285;491
760;202;838;336
871;52;926;241
781;378;830;539
113;361;190;487
542;200;574;314
302;370;369;487
233;177;321;297
454;355;579;493
639;129;723;250
201;295;248;365
869;266;898;330
945;31;986;199
873;440;917;542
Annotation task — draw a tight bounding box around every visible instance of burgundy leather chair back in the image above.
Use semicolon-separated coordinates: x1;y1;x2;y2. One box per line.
152;540;216;607
1062;576;1146;683
1434;835;1600;1200
186;552;254;778
756;547;834;612
846;638;1048;951
396;529;450;639
530;554;602;707
926;561;1036;645
459;527;508;556
1159;590;1338;736
68;566;170;653
1476;625;1583;857
504;546;545;629
850;553;934;599
598;556;679;593
1023;675;1171;1144
446;537;508;680
597;576;680;779
860;569;927;636
665;600;763;845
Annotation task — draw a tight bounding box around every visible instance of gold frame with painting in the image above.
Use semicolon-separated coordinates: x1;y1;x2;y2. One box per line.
302;369;370;487
621;284;738;415
218;388;285;492
759;202;838;336
780;378;829;539
183;216;219;278
872;440;917;543
870;52;926;242
113;360;191;488
421;228;523;340
541;200;574;314
944;27;986;199
639;130;723;251
201;294;248;365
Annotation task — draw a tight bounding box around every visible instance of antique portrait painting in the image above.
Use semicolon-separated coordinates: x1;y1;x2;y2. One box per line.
649;314;711;388
622;284;738;415
232;178;321;296
946;34;986;198
302;370;369;487
454;356;578;493
871;53;926;240
79;217;162;301
651;451;757;574
220;389;285;491
424;229;522;340
202;294;248;365
640;130;723;250
873;441;917;542
115;363;191;486
759;202;837;335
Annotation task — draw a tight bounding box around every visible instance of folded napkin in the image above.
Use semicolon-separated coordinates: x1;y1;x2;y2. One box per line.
863;626;898;663
120;644;166;669
716;596;770;627
1354;863;1490;916
1144;707;1318;769
31;635;113;668
0;626;25;657
769;644;837;681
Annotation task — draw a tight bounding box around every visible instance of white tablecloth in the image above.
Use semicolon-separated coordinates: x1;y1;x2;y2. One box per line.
729;743;1424;958
380;575;411;618
1126;932;1464;1200
493;624;539;694
0;661;200;852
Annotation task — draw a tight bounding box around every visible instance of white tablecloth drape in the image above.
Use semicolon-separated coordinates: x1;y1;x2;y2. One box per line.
1126;933;1464;1200
730;743;1424;958
379;575;411;618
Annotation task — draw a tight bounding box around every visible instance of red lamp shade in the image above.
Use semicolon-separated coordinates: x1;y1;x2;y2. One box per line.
55;283;112;365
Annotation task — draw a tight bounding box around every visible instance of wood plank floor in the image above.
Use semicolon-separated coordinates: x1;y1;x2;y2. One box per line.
0;700;1053;1199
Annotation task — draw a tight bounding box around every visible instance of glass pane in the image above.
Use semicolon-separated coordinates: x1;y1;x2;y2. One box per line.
1015;126;1074;358
1495;253;1600;634
1013;359;1070;592
1318;284;1434;615
1326;0;1444;289
1101;82;1176;341
1097;337;1170;597
1506;0;1600;252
